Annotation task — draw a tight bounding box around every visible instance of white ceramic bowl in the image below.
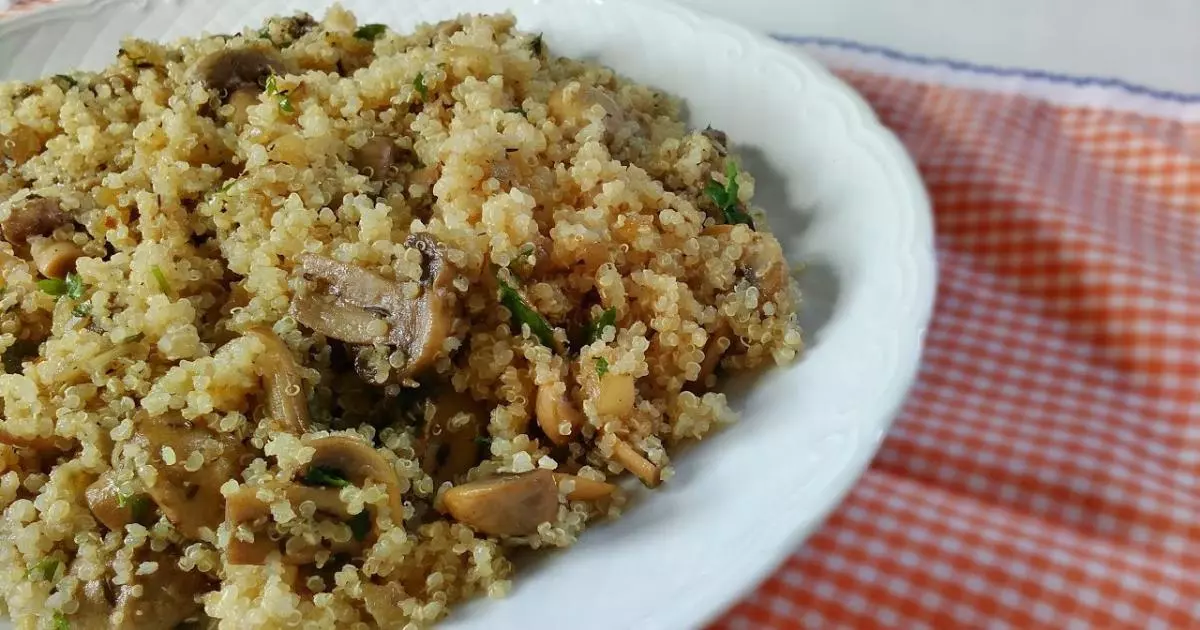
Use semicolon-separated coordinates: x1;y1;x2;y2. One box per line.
0;1;935;628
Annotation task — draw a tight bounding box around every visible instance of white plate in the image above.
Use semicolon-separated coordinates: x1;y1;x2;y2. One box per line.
0;0;935;628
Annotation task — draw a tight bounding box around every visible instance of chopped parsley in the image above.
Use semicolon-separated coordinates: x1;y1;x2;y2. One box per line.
26;558;59;581
474;435;492;449
302;466;350;489
530;33;544;56
354;23;387;40
151;266;170;293
52;74;77;88
52;612;69;630
413;72;428;100
65;273;85;300
585;307;617;345
506;106;526;115
71;302;92;318
119;332;145;344
264;74;294;114
347;510;371;541
594;356;609;377
218;180;236;194
257;27;272;39
497;278;556;349
117;493;151;522
36;278;67;297
705;160;754;228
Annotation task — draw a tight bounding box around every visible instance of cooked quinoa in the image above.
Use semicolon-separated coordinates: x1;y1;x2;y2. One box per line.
0;7;801;629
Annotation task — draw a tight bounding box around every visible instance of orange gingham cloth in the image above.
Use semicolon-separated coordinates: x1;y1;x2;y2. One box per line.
5;1;1200;626
712;44;1200;629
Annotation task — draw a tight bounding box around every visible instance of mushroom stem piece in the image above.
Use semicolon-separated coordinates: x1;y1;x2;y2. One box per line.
246;327;310;434
611;439;661;488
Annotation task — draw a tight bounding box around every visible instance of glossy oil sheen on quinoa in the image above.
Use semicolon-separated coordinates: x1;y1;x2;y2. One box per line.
0;7;801;629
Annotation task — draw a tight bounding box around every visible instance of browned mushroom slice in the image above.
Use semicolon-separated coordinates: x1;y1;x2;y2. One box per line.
610;439;661;488
290;233;457;381
29;238;83;279
1;197;69;245
440;469;560;537
131;416;251;539
110;549;211;630
85;471;154;532
553;473;617;501
418;392;486;485
72;579;114;630
685;321;732;394
245;327;310;434
302;434;403;520
225;484;368;565
195;47;285;96
351;136;397;179
535;382;584;447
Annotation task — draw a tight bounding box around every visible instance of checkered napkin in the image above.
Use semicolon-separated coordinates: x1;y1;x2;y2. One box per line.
5;1;1199;626
716;40;1200;629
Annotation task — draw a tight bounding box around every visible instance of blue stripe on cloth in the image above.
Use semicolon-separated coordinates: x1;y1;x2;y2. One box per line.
772;34;1200;105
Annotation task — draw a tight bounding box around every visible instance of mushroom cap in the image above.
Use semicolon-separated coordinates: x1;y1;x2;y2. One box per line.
194;47;285;96
1;196;69;245
440;469;560;537
131;415;251;539
304;434;404;520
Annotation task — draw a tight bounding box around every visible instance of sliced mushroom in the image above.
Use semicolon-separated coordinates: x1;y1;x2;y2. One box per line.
29;238;83;279
701;126;728;153
702;224;787;300
290;233;457;382
418;392;486;485
548;83;626;136
535;382;584;447
440;469;560;537
225;484;367;565
72;579;114;630
1;197;69;245
303;434;404;520
553;473;616;501
131;415;251;539
686;321;732;394
110;549;211;630
85;471;154;532
246;327;309;434
351;136;397;179
611;439;661;488
194;47;285;97
593;372;636;418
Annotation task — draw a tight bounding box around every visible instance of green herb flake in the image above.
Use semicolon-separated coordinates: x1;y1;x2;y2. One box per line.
257;27;272;40
497;278;556;349
218;180;235;194
505;106;526;115
474;435;492;449
593;356;609;377
586;307;617;345
52;74;77;89
26;558;59;582
36;278;68;297
117;493;151;522
413;72;428;100
354;23;387;40
302;466;350;488
119;332;145;344
705;160;754;228
151;266;171;294
71;302;92;318
265;74;294;114
347;510;371;541
530;33;544;56
52;612;69;630
65;273;85;300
